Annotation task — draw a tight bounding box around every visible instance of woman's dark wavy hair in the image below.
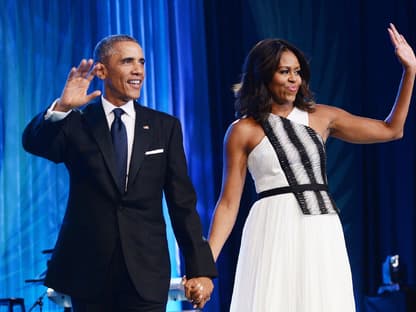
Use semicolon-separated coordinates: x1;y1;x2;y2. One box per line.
234;39;315;122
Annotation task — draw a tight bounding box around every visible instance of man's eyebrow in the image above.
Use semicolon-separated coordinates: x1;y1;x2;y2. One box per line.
120;56;145;63
120;56;134;61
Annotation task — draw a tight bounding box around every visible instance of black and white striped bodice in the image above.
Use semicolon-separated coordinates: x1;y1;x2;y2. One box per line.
249;110;338;215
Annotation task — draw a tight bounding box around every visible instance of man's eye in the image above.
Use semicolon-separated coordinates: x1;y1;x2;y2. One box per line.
122;58;134;64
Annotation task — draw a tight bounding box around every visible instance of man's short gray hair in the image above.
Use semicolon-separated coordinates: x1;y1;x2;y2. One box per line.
93;35;138;63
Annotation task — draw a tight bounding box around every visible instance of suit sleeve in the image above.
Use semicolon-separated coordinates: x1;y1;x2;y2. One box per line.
22;109;72;163
164;118;218;279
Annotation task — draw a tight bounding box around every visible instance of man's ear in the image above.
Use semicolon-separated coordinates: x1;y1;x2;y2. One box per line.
95;62;107;80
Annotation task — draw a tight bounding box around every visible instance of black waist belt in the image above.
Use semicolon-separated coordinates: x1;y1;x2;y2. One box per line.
257;183;329;200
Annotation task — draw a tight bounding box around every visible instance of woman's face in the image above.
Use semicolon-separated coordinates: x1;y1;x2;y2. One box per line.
268;50;301;106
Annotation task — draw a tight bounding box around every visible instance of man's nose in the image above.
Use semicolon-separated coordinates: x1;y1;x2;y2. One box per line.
133;62;144;74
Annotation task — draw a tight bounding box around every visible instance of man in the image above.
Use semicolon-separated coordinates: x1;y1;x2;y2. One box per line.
22;35;216;311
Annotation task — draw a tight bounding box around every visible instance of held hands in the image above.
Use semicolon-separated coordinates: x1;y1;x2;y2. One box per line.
182;276;213;309
55;59;102;112
388;23;416;72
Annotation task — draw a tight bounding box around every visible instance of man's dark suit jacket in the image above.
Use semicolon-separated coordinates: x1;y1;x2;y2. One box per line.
22;100;217;302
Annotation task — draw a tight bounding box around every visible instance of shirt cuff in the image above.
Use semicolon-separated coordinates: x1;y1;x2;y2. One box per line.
44;99;72;121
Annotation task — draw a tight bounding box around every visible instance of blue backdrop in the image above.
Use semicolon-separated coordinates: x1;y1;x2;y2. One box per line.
1;0;416;311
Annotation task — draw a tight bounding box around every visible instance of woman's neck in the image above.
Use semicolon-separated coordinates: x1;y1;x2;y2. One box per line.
271;103;295;118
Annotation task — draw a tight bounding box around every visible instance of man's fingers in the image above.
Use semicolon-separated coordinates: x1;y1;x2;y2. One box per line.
70;59;95;79
184;284;192;299
78;59;94;72
66;67;78;80
85;91;102;102
193;296;210;309
185;277;214;307
184;279;198;299
66;59;96;83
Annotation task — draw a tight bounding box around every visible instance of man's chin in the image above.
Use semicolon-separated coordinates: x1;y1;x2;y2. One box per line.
122;94;140;102
129;92;141;100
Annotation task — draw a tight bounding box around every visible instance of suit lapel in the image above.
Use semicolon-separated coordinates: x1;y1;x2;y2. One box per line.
82;101;121;191
128;102;152;188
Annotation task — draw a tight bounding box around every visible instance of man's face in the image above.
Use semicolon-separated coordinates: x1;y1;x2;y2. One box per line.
98;41;145;106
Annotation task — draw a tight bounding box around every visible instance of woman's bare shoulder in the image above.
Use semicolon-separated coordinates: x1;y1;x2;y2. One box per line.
225;117;264;151
227;116;261;134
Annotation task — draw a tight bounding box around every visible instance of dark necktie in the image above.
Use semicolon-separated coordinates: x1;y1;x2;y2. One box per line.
111;108;128;191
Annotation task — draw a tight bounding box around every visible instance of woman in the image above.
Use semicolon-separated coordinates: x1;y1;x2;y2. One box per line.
207;24;415;311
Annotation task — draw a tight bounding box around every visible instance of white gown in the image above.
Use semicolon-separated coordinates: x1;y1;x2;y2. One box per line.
230;108;356;312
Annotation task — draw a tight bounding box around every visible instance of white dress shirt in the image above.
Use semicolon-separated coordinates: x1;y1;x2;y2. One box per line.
46;97;136;178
